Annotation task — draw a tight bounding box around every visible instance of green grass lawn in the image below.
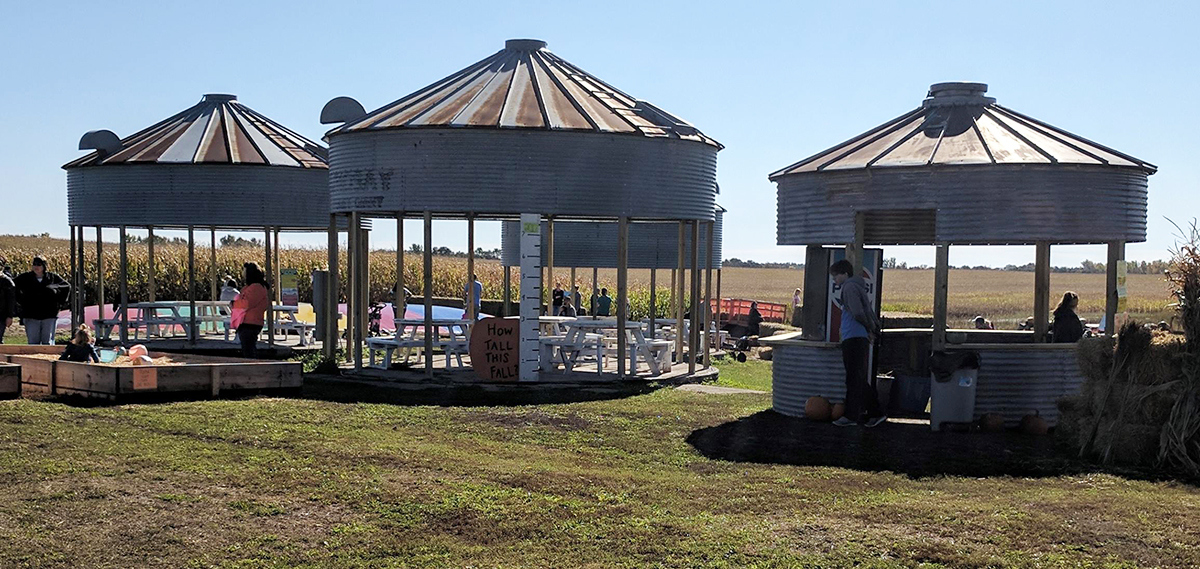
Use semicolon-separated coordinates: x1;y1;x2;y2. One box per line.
0;366;1198;567
713;357;773;392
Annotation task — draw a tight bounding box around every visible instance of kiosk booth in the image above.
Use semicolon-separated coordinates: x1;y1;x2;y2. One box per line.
763;82;1156;426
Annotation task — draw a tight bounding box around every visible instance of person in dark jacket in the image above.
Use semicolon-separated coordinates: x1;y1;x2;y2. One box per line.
0;259;15;344
830;259;886;428
59;325;100;363
14;256;70;345
1051;291;1085;343
747;302;763;337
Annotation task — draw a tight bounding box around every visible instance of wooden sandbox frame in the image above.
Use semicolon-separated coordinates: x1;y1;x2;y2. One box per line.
0;362;18;398
0;345;301;401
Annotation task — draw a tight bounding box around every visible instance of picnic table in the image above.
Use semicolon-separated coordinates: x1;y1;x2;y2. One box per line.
547;319;672;376
95;301;226;341
539;316;576;336
94;301;314;346
365;318;470;370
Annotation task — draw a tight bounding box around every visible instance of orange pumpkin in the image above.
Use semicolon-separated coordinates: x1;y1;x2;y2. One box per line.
980;413;1006;432
831;403;846;421
805;396;832;421
1020;412;1049;435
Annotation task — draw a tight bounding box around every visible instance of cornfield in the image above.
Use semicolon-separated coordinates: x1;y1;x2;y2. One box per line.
0;236;688;319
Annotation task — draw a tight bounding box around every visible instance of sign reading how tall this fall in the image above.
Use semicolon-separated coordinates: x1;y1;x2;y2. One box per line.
469;317;519;381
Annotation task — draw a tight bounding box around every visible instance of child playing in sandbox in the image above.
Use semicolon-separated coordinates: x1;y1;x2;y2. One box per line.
59;325;100;363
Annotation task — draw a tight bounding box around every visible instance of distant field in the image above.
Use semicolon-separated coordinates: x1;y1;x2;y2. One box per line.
591;266;1173;329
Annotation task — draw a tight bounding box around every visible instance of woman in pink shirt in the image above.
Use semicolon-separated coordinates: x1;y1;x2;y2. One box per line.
231;262;270;357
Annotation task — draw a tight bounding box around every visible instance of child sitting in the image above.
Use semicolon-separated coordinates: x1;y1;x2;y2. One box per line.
59;325;100;363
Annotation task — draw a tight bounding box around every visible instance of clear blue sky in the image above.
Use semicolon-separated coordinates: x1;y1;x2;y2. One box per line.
2;0;1196;268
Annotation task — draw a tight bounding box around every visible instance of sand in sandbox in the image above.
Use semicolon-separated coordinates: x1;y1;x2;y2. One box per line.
21;353;185;366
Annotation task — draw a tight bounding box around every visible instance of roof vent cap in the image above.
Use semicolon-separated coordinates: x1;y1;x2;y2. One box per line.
923;82;994;108
202;93;237;103
505;39;547;51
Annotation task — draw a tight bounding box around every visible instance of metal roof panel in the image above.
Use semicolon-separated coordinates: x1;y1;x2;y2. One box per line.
65;94;327;170
328;39;718;146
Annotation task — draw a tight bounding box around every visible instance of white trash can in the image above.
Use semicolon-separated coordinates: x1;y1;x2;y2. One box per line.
929;351;980;431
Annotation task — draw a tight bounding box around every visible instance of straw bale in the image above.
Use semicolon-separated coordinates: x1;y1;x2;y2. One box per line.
1076;337;1114;383
1093;423;1163;466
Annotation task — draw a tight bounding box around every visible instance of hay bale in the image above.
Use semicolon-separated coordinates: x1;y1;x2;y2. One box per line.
758;347;774;361
1054;407;1090;450
1077;337;1114;383
1093;423;1163;466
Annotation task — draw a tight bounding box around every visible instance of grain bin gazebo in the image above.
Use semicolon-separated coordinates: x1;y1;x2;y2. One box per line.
764;82;1156;425
320;38;722;379
499;205;726;366
63;93;331;346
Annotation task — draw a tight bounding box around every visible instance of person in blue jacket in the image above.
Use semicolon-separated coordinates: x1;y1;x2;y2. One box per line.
830;259;886;427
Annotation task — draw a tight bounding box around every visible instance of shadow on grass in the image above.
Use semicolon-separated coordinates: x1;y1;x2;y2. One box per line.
299;375;664;407
688;409;1126;480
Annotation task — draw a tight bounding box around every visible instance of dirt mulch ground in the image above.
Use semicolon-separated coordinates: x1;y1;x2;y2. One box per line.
687;410;1134;479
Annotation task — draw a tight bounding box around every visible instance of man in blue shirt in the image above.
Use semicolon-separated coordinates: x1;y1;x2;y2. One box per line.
595;288;613;317
830;259;886;427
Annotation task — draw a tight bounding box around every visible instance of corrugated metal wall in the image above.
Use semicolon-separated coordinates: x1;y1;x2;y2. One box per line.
327;129;718;220
498;211;723;268
67;165;329;229
966;346;1084;427
772;343;1083;426
775;164;1148;245
771;343;845;417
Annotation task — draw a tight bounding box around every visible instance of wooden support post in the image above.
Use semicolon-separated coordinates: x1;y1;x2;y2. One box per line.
675;221;686;362
704;221;714;367
353;216;364;370
649;268;657;338
932;243;950;352
668;265;676;323
79;225;87;322
570;266;577;314
716;268;722;338
118;226;128;344
69;225;77;330
502;265;511;317
1034;241;1051;342
75;226;84;325
1105;240;1125;337
210;228;218;303
591;267;598;319
423;212;434;378
326;214;339;360
689;220;700;375
546;216;554;316
188;226;197;344
147;226;156;302
467;213;476;323
396;212;404;319
359;225;370;363
265;227;274;348
617;217;629;377
96;227;105;322
273;227;281;303
345;216;355;361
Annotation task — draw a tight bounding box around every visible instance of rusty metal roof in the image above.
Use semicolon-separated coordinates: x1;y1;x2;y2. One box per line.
64;94;327;169
325;39;720;147
769;82;1156;179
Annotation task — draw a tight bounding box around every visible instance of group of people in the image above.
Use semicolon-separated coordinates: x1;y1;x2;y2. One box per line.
550;282;613;318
